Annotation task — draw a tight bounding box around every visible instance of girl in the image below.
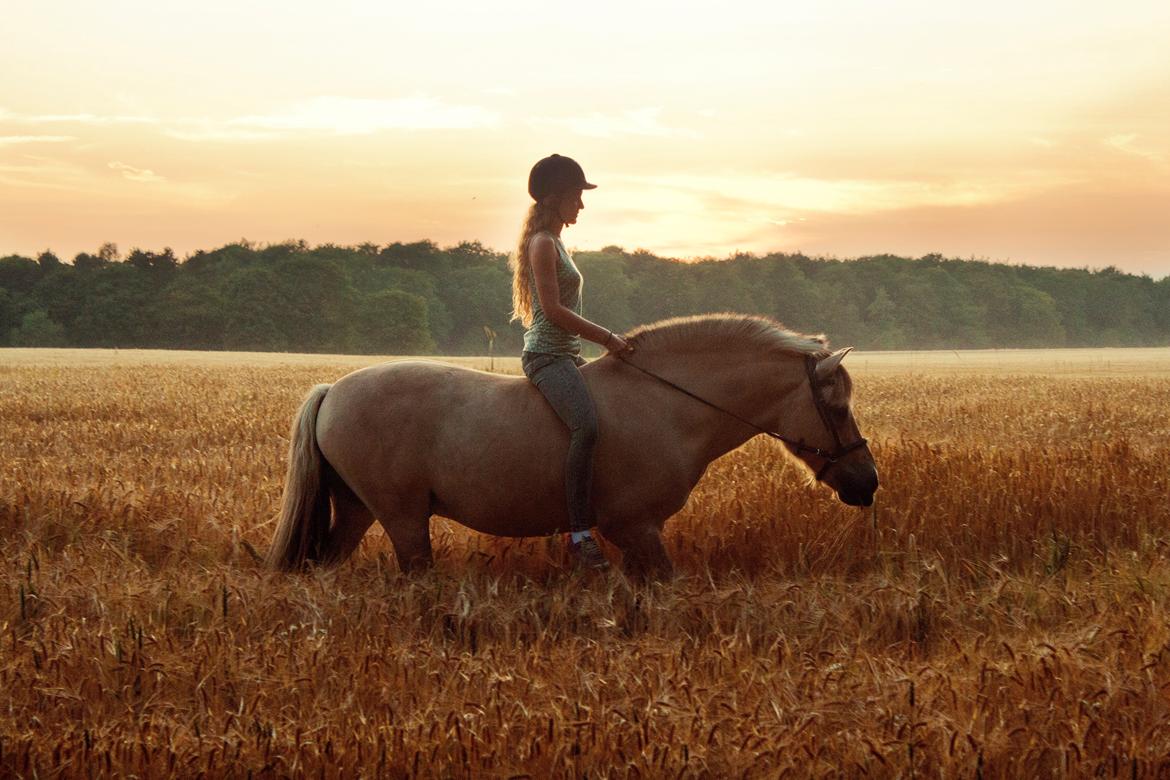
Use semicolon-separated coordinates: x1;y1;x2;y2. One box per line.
509;154;630;570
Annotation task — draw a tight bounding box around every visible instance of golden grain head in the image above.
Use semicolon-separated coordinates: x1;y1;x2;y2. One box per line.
1;348;1169;777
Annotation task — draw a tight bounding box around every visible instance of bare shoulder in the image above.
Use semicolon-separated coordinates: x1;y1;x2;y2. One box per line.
528;232;558;269
528;231;556;254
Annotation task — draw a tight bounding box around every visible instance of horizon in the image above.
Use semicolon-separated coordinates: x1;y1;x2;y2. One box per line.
3;1;1169;277
15;237;1170;283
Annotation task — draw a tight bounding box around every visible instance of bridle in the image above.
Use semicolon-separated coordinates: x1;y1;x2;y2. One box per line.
613;351;869;482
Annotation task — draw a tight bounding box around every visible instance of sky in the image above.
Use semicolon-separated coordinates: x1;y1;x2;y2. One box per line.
2;0;1169;277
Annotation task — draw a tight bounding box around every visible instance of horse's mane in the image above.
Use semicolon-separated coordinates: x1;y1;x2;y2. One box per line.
624;313;830;359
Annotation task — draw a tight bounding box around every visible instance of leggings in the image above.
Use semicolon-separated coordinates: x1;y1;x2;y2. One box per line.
521;351;599;534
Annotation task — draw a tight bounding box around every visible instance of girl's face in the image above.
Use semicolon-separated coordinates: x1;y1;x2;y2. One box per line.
556;189;585;227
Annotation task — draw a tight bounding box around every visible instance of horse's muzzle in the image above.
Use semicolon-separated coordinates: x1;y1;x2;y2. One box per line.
836;463;878;507
839;490;875;507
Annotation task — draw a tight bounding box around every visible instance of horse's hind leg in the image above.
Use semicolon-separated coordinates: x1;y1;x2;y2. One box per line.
606;522;675;581
364;490;433;573
321;469;376;565
381;514;433;573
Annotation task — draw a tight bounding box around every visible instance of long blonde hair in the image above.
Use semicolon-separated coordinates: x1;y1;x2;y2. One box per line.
509;198;563;327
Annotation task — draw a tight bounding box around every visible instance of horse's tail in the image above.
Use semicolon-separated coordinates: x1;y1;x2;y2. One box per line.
267;384;333;571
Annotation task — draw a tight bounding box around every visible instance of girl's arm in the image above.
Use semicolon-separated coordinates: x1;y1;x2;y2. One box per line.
530;233;629;351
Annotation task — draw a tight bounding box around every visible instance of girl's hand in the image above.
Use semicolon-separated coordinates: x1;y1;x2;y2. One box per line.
606;332;631;353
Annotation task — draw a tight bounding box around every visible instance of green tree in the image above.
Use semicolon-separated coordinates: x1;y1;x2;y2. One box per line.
808;256;875;342
257;239;310;266
575;251;635;332
434;264;513;353
1155;276;1170;337
1019;266;1089;343
153;277;226;349
1083;267;1157;346
965;270;1020;346
2;238;1164;352
352;265;453;348
220;266;289;351
127;247;178;276
273;256;355;352
378;240;442;271
97;242;120;262
10;309;66;347
33;266;89;338
69;264;155;347
448;240;502;269
72;252;109;271
865;286;905;348
0;287;21;346
692;260;754;318
627;252;701;323
0;255;42;295
891;270;947;348
764;256;822;333
37;250;62;272
352;289;434;354
828;301;867;348
1012;286;1066;346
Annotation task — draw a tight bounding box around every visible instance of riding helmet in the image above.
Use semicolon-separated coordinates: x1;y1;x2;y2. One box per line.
528;154;597;201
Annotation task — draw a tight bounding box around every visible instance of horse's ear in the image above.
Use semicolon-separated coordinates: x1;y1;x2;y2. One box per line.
814;347;853;382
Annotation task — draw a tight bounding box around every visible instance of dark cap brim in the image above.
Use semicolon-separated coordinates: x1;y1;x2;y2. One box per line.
582;182;597;190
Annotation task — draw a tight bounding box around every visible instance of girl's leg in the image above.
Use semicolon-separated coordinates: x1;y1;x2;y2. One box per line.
522;353;607;568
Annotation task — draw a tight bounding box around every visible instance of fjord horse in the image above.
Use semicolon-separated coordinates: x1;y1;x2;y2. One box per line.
267;314;878;578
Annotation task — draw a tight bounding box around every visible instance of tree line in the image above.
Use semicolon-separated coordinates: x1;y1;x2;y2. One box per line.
2;240;1167;355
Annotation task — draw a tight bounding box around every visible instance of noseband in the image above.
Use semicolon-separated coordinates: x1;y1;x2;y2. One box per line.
614;352;868;482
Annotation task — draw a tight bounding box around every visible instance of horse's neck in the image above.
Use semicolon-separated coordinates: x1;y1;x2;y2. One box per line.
634;350;799;461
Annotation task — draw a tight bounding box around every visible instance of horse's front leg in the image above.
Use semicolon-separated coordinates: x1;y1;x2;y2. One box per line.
605;521;675;581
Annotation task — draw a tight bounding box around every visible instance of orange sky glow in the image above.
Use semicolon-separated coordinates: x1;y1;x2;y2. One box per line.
3;1;1169;277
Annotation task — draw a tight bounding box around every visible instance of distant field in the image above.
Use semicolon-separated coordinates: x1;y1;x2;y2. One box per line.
5;344;1170;374
2;347;1169;776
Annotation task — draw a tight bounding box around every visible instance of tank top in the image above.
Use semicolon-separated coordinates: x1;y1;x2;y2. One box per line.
523;233;584;355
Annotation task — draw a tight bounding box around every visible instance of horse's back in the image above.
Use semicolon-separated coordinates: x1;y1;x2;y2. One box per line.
316;360;524;464
314;359;576;534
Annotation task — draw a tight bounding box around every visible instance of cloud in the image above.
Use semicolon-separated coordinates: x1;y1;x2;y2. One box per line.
108;161;165;183
0;155;93;192
758;181;1170;275
613;170;1048;219
0;135;76;145
226;96;500;134
1104;133;1166;164
2;97;498;141
163;125;283;143
11;112;159;125
533;107;701;139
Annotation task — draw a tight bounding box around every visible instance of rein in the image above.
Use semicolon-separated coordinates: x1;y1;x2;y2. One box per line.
613;350;868;481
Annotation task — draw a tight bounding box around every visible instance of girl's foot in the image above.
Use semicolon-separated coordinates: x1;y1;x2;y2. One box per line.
571;533;609;571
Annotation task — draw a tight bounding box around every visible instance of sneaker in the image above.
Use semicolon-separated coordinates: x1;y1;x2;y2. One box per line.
571;534;610;571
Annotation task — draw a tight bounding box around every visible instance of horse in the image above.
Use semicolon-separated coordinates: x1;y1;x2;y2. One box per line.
266;313;878;579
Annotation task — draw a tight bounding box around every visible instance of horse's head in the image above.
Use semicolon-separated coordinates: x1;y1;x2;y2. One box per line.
779;347;878;507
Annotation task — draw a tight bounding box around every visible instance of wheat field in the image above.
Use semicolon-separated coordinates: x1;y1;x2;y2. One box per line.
2;347;1169;778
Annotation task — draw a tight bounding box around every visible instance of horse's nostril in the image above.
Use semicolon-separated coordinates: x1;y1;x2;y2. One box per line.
838;489;871;507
